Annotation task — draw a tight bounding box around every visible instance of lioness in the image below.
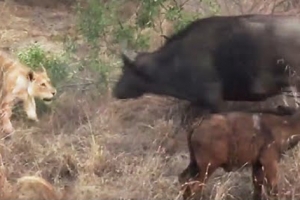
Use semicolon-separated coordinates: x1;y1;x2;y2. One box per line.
0;51;56;136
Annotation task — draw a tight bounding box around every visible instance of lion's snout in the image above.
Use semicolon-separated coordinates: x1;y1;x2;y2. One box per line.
51;88;57;96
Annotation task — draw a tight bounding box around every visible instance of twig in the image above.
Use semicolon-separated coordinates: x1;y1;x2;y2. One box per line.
57;82;96;89
271;0;289;13
217;0;231;15
232;0;244;14
161;34;170;41
158;1;169;12
179;0;191;9
248;0;260;13
295;99;300;106
171;0;179;8
73;77;95;82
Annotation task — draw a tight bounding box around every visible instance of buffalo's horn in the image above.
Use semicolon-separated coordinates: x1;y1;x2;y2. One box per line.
120;40;138;62
122;50;137;62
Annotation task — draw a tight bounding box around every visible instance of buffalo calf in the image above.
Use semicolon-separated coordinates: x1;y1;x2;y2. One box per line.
179;108;300;200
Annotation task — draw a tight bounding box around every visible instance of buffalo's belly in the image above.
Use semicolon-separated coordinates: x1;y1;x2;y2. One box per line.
222;90;280;101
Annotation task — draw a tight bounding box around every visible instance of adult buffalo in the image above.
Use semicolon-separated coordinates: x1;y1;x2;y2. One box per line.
113;14;300;112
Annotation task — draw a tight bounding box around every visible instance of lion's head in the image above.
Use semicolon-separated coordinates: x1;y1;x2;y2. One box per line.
27;67;57;104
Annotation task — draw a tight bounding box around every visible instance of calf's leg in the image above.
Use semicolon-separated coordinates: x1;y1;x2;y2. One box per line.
252;162;265;200
259;149;279;200
263;161;279;200
179;162;217;200
178;161;199;184
178;161;199;200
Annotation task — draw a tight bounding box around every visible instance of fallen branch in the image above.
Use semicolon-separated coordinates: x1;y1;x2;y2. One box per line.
57;82;96;89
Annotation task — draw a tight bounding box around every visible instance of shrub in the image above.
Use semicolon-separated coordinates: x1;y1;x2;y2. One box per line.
17;44;69;86
16;44;70;118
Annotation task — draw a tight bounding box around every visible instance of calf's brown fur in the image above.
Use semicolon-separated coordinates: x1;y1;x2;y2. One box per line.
178;108;300;200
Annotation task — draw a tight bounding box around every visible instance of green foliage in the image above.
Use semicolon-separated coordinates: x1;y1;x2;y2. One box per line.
76;0;119;90
76;0;116;44
202;0;221;14
77;0;159;51
174;11;199;32
113;23;136;48
17;44;46;69
86;52;111;90
64;35;78;56
135;33;150;50
165;5;182;21
74;0;222;93
136;0;166;28
165;3;199;32
17;44;69;86
15;44;70;118
113;23;150;50
75;0;152;91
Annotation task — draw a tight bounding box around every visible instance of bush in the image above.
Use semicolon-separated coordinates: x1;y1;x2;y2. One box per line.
73;0;221;93
17;44;69;86
16;44;71;118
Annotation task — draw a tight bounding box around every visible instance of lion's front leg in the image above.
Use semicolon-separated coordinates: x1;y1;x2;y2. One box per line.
0;94;15;137
0;111;14;137
1;115;14;136
23;95;39;122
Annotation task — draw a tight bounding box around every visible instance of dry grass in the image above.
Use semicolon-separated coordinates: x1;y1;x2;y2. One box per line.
2;92;300;200
1;1;300;200
0;93;185;200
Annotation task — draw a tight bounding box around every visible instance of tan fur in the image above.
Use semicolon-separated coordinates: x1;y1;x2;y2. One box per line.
1;173;71;200
0;154;71;200
13;176;70;200
0;153;12;200
0;51;56;137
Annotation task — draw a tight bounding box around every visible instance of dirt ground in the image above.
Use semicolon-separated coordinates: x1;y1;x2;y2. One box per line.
0;1;300;200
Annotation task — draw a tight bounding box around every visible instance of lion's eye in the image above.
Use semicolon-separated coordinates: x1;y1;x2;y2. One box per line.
41;83;46;87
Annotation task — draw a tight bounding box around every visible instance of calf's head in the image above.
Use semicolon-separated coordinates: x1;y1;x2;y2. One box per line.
113;52;154;99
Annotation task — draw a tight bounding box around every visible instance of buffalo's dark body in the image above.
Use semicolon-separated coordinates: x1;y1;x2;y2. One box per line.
113;14;300;112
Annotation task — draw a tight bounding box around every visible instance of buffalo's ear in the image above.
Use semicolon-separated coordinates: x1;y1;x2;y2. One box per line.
121;52;152;80
121;53;141;74
27;70;35;82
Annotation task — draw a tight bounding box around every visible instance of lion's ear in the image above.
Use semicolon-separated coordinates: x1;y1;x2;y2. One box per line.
27;70;35;82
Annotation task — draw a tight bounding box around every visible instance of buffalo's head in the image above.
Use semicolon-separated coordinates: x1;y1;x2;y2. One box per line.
113;52;154;99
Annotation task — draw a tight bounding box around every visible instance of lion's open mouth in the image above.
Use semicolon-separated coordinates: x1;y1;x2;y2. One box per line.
43;98;53;102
